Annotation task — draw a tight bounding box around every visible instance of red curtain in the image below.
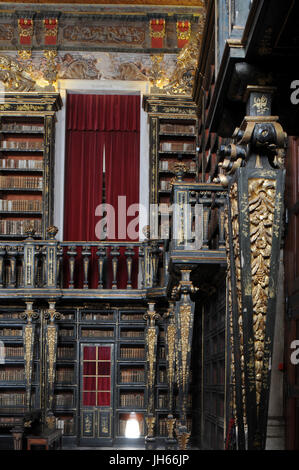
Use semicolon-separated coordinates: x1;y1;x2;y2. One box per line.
64;130;104;241
63;94;140;288
105;131;140;288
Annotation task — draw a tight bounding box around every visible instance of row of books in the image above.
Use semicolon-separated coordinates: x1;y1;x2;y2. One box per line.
0;367;24;381
0;392;26;406
158;394;168;408
1;124;44;133
58;329;74;338
0;312;22;319
159;161;197;172
120;369;145;383
0;175;43;189
157;418;169;436
120;330;144;338
56;416;74;434
56;368;74;383
1;141;43;151
0;159;43;169
54;393;73;407
120;347;145;360
61;313;75;320
159;142;195;152
120;393;144;408
57;346;75;360
160;180;172;191
0;199;42;212
81;313;114;321
121;313;144;321
0;328;22;337
119;418;144;436
159;347;166;359
81;329;114;338
0;219;42;235
160;123;195;134
159;369;167;383
3;346;24;358
158;417;192;436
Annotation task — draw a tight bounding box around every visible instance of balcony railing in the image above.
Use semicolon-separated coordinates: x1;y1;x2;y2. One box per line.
0;184;227;294
0;239;162;291
169;182;226;254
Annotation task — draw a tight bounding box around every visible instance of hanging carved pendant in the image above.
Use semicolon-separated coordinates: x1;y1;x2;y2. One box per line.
218;86;287;449
23;324;35;409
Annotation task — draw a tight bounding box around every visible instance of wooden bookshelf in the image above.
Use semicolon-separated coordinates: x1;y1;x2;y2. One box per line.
0;93;62;239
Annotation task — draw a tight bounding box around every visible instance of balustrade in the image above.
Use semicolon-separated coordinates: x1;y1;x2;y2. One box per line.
0;184;226;292
0;240;162;291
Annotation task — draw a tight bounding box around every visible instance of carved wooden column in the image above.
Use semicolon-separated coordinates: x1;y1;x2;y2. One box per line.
44;301;61;426
96;246;106;289
164;301;177;444
125;245;135;289
67;245;77;289
22;301;39;409
215;86;287;450
44;226;59;288
23;228;37;288
82;244;91;289
172;269;198;450
144;303;160;445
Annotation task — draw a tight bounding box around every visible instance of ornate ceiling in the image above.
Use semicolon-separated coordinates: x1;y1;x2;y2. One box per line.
0;1;206;96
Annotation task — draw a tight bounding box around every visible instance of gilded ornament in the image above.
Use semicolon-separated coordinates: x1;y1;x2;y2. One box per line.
0;54;35;91
18;50;32;60
248;178;275;404
178;303;191;391
252;95;269;114
175;428;191;450
145;415;155;437
228;184;246;421
23;325;34;401
47;325;57;386
146;328;157;389
166;416;176;439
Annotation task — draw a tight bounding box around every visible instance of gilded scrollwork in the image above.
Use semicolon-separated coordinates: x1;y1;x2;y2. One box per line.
248;178;276;405
0;54;36;91
46;325;57;387
144;303;159;418
229;184;246;422
145;415;155;438
178;303;191;393
224;209;236;419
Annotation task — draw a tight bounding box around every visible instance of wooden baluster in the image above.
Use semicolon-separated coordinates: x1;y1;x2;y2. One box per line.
218;193;226;249
96;246;106;289
56;245;63;288
138;245;145;288
151;242;160;287
82;245;91;289
18;245;24;288
0;246;6;288
201;191;211;249
125;246;135;289
42;245;47;287
7;246;18;288
110;245;120;289
67;245;77;289
40;246;46;288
